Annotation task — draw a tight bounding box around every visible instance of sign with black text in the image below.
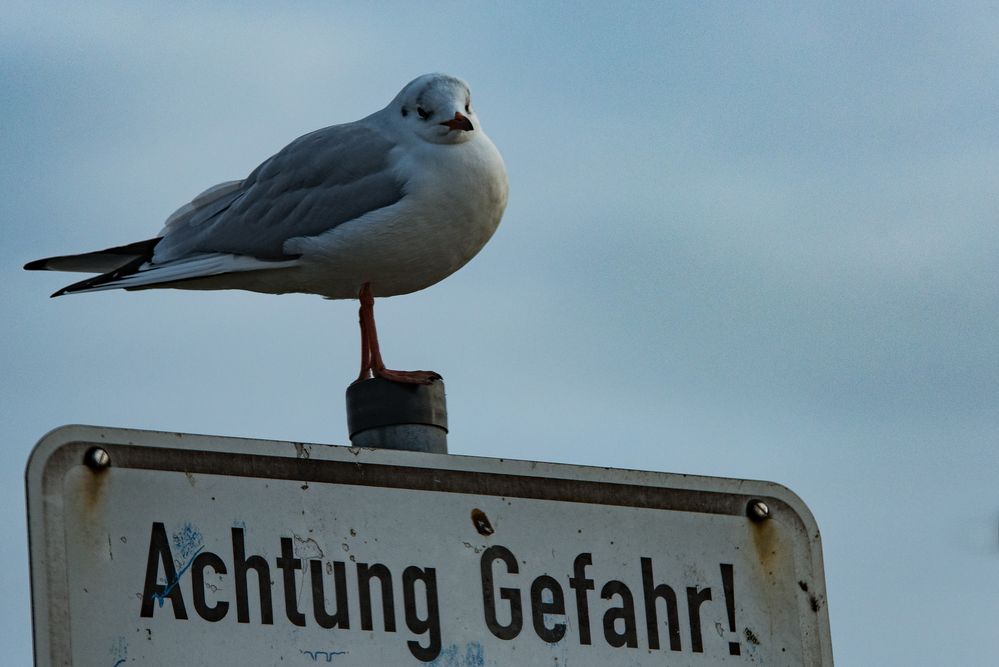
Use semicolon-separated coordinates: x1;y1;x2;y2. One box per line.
27;426;832;665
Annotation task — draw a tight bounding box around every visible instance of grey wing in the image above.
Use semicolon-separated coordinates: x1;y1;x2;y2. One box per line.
160;180;247;235
152;121;405;263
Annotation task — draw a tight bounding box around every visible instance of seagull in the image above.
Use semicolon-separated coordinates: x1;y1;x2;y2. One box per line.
24;73;509;384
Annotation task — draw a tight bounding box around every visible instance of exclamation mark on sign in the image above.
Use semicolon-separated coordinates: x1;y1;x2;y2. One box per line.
720;563;740;656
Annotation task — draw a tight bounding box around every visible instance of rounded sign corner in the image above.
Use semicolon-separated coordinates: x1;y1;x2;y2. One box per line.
758;479;824;545
25;424;94;481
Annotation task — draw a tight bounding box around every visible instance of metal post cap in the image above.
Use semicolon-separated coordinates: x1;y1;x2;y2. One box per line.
346;377;448;434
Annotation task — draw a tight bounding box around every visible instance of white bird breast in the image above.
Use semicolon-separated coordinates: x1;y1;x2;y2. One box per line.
286;131;509;300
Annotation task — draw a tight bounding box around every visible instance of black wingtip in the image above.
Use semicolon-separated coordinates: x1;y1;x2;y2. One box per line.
24;258;50;271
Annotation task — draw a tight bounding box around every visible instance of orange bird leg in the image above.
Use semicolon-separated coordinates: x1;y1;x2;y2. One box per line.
354;283;442;385
356;286;373;382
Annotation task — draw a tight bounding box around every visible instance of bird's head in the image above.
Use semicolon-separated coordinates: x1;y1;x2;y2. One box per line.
389;73;479;145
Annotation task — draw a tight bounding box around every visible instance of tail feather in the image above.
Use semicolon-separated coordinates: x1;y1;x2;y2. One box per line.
24;238;161;273
27;236;299;297
52;252;300;297
51;254;154;297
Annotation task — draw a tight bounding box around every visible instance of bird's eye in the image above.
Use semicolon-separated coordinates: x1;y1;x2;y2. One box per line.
465;102;471;114
401;107;408;117
417;106;430;119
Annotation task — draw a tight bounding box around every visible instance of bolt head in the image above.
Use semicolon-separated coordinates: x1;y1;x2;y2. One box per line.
747;499;770;522
84;447;111;470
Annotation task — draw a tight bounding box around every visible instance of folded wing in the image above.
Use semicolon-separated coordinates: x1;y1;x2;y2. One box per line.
25;120;406;297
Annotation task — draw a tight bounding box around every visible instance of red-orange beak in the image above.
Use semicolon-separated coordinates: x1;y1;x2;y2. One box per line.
440;111;474;132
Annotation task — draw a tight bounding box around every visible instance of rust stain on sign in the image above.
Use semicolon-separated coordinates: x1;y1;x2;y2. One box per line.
470;508;495;536
798;580;824;613
749;513;781;571
80;464;110;516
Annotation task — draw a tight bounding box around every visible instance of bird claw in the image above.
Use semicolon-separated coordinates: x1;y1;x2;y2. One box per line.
373;368;442;385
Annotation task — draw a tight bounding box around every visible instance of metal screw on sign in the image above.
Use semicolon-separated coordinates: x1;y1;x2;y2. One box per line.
84;447;111;470
747;499;770;522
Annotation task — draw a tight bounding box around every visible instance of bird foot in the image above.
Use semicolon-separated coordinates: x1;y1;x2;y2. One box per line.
371;368;442;385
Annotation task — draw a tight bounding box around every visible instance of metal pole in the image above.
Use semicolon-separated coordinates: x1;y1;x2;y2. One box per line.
345;378;448;453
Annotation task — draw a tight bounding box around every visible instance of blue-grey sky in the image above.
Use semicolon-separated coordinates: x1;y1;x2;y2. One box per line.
3;2;998;663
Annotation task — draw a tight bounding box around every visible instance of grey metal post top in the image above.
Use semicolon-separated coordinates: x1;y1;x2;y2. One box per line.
345;378;448;453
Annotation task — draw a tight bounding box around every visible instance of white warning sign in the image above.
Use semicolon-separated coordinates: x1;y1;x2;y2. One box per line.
27;426;832;665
